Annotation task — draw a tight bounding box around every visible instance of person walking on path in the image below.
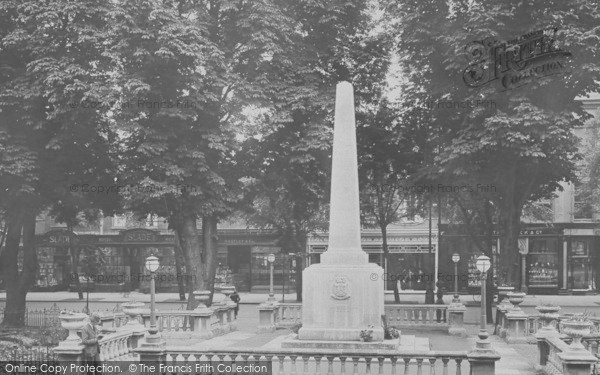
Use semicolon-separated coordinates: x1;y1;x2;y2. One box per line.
82;313;104;375
230;290;241;318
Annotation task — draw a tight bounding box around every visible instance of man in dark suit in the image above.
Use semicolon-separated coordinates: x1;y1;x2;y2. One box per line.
82;313;103;374
230;290;241;318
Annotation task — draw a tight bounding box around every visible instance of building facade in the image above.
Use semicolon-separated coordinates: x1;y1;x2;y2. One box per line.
28;215;292;294
307;220;440;292
437;93;600;295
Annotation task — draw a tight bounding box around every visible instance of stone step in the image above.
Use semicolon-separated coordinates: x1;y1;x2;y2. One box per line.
399;335;430;351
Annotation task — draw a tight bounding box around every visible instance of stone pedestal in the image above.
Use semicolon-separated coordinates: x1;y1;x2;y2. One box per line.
135;339;167;363
505;310;528;344
191;307;214;339
467;332;501;375
495;298;513;337
298;262;384;341
214;302;233;333
258;302;279;333
558;351;598;375
54;343;85;364
120;302;147;349
447;303;467;337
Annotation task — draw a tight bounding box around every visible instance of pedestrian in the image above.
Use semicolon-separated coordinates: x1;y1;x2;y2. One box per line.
230;289;240;318
82;313;104;375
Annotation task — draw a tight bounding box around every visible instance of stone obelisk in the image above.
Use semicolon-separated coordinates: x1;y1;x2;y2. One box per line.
297;81;384;342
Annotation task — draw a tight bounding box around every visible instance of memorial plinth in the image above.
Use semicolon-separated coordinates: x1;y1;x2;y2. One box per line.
292;82;385;344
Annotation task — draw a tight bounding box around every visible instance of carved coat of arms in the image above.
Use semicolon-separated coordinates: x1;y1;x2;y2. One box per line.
331;275;351;300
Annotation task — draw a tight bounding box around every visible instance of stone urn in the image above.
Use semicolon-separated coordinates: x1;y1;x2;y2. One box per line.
221;285;235;298
193;290;212;308
561;316;592;351
59;312;88;343
535;305;561;333
506;291;526;313
122;301;145;326
220;286;236;306
497;286;515;302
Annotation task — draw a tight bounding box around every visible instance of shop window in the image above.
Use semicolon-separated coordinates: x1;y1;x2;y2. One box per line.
569;239;594;290
527;238;559;289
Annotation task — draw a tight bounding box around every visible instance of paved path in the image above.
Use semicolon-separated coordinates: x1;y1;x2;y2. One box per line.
469;335;537;375
164;323;538;375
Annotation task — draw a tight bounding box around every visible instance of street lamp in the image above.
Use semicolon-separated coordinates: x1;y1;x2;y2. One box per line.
476;255;491;340
267;254;276;302
145;255;160;342
452;253;460;303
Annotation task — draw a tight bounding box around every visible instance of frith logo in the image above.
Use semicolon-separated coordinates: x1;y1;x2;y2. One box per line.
463;27;572;91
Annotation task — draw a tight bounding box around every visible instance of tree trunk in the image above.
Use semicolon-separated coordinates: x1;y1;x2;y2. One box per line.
68;229;84;300
1;209;37;327
294;231;306;302
295;254;303;302
173;208;204;310
0;224;7;289
203;215;218;306
499;204;522;289
380;224;400;303
173;233;187;301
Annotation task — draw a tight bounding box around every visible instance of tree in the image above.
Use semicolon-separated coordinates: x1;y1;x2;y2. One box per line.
241;0;392;301
358;100;425;303
109;0;300;307
241;122;330;301
385;0;600;289
0;0;117;326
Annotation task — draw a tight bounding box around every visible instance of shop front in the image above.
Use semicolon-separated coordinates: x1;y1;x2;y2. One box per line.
34;229;77;291
439;224;600;295
307;223;439;292
218;230;289;293
32;228;177;293
562;228;598;293
522;227;562;294
26;227;288;294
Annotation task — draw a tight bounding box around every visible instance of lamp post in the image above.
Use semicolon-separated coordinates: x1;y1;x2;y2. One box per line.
452;253;460;303
476;255;491;339
145;255;160;342
267;254;276;302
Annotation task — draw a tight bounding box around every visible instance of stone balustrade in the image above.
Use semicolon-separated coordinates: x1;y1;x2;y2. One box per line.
385;304;449;330
160;347;496;375
98;330;137;361
538;335;597;375
265;303;462;335
275;303;302;328
54;302;237;363
136;304;236;338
